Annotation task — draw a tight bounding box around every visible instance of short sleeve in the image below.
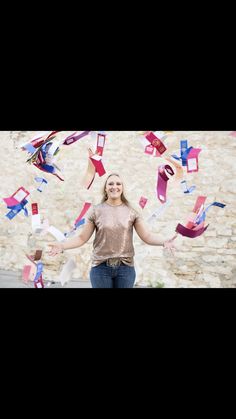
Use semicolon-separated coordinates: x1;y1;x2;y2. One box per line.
134;213;143;225
86;206;96;224
132;207;143;225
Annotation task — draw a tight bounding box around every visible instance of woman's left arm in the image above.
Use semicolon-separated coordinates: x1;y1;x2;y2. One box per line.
134;219;177;250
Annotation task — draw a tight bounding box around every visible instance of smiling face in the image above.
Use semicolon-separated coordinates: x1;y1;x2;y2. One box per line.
105;175;123;202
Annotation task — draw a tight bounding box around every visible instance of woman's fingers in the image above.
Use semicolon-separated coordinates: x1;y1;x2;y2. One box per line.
170;234;178;242
47;243;62;256
164;240;176;256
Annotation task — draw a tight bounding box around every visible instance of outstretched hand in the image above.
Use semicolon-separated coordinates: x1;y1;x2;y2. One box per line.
163;234;178;256
48;242;64;256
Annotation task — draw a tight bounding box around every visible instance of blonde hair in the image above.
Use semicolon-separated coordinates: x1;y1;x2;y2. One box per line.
101;173;130;206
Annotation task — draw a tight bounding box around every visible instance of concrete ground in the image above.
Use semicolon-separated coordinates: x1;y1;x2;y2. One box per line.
0;269;145;288
0;269;92;288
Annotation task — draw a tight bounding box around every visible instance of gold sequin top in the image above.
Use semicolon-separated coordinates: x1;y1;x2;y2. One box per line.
87;202;142;267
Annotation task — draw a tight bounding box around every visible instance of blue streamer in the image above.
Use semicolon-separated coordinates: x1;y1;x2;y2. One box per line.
6;199;28;220
195;202;226;225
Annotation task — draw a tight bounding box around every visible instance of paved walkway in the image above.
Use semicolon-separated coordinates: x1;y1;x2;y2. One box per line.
0;269;91;288
0;270;145;288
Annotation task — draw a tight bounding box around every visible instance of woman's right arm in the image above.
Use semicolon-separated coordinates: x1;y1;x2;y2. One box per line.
48;222;95;256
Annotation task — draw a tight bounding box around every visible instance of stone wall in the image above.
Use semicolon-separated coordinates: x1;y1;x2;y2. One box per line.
0;131;235;287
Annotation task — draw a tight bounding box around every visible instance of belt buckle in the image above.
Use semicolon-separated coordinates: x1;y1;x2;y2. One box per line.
106;258;121;267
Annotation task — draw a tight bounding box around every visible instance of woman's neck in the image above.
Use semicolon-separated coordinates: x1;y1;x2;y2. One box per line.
106;198;123;207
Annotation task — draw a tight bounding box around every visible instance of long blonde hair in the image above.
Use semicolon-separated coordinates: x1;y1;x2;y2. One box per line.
101;173;130;206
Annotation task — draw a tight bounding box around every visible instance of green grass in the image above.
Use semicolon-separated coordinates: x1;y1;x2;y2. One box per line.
147;279;165;288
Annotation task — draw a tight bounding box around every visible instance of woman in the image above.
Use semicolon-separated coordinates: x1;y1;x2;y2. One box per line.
48;173;176;288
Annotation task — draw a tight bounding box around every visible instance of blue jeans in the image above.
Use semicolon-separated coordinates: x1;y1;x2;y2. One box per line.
90;262;136;288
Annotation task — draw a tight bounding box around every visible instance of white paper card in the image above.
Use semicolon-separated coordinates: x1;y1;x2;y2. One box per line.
47;226;65;242
187;158;197;171
97;136;105;147
58;259;76;286
14;189;28;202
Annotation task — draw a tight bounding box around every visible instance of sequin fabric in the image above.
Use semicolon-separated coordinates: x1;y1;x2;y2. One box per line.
87;202;142;267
